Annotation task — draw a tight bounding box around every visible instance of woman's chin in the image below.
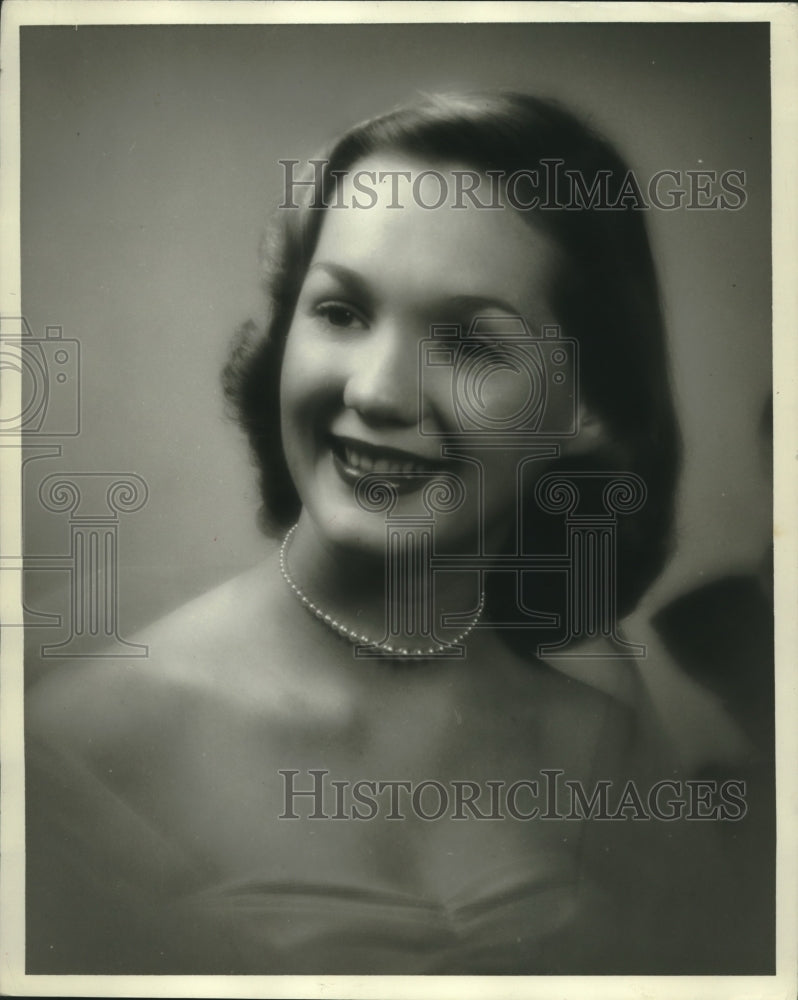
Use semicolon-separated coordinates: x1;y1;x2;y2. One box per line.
299;493;389;561
305;506;481;569
312;512;388;560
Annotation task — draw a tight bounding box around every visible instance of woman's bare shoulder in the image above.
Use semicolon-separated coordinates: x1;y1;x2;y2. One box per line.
25;556;296;758
140;555;282;655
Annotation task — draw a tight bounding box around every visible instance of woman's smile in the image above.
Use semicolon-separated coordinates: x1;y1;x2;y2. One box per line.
329;434;451;482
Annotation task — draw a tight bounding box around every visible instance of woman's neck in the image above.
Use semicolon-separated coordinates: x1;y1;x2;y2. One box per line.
282;509;484;655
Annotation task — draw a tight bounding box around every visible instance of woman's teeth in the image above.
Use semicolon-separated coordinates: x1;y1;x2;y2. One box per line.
343;444;429;475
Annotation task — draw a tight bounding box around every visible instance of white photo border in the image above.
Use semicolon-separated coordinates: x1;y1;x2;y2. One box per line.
1;2;796;998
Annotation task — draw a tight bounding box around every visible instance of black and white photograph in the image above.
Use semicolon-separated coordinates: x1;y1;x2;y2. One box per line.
1;2;795;996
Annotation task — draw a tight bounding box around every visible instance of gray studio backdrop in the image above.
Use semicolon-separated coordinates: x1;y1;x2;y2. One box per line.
19;23;771;660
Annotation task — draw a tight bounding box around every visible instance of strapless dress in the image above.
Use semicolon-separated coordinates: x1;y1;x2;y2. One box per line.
24;658;772;978
180;855;602;974
27;737;609;973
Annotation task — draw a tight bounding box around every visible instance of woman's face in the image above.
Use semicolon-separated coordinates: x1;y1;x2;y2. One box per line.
280;153;572;557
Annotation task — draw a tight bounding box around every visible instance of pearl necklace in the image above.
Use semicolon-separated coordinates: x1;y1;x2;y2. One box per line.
279;524;485;659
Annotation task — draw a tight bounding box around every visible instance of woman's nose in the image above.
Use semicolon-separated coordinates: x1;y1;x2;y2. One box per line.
342;327;419;425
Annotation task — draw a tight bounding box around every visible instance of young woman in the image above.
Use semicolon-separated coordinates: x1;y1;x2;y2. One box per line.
25;92;768;975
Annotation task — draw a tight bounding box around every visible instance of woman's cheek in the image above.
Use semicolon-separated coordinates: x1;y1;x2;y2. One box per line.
281;324;318;404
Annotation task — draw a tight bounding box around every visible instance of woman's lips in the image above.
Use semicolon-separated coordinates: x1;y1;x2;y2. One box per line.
328;435;451;491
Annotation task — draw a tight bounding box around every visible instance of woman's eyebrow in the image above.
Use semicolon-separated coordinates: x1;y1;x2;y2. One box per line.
306;261;373;300
443;293;524;318
307;263;522;316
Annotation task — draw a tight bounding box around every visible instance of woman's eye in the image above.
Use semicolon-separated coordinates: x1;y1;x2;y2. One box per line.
316;303;366;330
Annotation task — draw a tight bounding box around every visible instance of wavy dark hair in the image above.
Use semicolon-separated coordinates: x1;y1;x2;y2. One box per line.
222;92;681;626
